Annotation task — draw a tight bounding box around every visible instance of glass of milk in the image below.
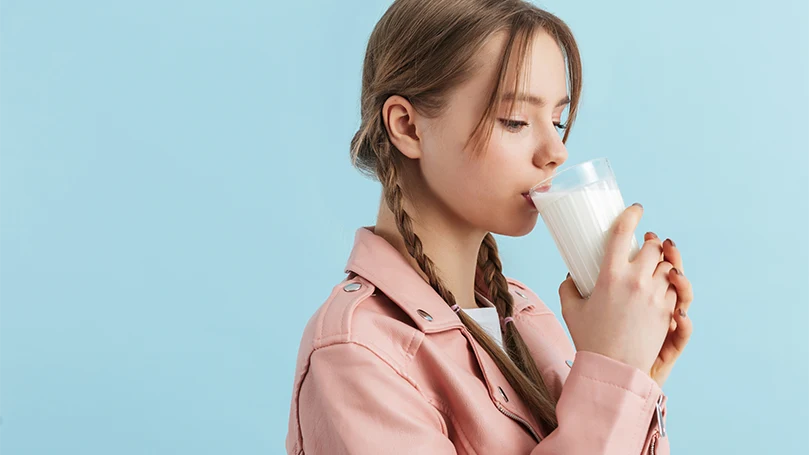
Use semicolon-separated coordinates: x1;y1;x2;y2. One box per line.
529;157;640;299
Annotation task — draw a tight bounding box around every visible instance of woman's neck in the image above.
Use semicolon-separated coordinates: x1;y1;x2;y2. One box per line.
373;196;486;310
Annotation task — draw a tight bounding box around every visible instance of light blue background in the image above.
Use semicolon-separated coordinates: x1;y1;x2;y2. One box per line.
2;0;806;453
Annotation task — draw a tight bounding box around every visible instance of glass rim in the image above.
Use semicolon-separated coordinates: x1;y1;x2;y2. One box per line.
529;157;610;194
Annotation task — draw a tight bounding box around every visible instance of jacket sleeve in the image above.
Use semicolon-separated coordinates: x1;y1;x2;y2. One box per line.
295;341;457;455
294;341;670;455
531;350;669;455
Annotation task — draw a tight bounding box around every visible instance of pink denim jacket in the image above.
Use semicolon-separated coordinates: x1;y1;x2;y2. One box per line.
286;227;670;454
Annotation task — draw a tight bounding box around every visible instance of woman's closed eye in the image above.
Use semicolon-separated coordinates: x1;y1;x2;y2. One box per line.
498;118;529;133
498;118;568;133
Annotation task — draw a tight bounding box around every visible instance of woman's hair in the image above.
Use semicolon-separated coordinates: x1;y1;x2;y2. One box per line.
349;0;581;435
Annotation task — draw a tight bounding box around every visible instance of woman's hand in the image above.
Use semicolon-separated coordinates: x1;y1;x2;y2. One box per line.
646;233;694;388
559;204;680;376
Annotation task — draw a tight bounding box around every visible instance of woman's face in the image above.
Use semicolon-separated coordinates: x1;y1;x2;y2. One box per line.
385;29;570;238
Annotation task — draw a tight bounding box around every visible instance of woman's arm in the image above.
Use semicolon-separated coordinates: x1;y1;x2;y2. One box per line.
293;341;457;455
531;350;669;455
291;339;670;454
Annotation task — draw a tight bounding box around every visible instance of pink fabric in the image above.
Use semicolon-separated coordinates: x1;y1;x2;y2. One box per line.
286;226;670;454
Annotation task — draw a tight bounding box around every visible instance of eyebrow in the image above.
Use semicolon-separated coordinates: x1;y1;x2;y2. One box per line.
502;92;570;108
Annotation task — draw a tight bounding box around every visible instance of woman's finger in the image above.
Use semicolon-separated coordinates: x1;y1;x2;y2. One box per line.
603;205;644;271
634;231;665;276
657;306;694;364
666;282;677;307
662;238;683;274
644;231;664;251
652;258;675;285
669;305;693;353
668;268;694;314
666;284;678;331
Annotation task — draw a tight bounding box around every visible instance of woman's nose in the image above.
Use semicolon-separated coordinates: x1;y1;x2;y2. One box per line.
532;131;567;170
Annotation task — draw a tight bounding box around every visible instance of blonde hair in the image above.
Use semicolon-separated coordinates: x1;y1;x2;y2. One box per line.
349;0;582;435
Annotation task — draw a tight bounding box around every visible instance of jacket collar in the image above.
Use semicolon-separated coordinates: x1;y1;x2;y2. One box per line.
345;226;544;440
344;226;533;333
344;226;466;333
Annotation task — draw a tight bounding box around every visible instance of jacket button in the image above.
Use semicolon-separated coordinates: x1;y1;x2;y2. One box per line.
565;360;574;368
515;290;527;299
498;386;509;402
343;283;362;292
416;309;433;322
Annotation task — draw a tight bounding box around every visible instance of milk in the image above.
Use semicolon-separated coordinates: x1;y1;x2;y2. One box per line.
531;178;640;298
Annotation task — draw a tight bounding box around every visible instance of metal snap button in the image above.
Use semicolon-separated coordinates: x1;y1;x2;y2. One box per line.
343;283;362;292
416;309;433;322
515;290;527;299
565;360;574;368
498;386;509;402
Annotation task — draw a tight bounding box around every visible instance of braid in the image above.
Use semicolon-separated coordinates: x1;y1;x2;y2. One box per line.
376;147;458;307
477;233;558;428
477;233;515;316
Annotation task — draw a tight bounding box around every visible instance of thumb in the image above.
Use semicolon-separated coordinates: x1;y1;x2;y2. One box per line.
558;273;583;310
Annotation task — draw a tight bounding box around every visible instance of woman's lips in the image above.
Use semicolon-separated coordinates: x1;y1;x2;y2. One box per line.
522;193;536;209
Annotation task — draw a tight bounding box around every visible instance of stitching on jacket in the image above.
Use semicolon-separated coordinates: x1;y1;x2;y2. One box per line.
384;335;454;417
315;314;413;372
314;333;349;347
314;285;342;347
290;355;314;455
629;380;654;454
403;328;419;361
576;374;648;399
635;379;656;452
318;335;407;373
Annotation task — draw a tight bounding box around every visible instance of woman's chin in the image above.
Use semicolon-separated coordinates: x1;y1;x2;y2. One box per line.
489;211;540;237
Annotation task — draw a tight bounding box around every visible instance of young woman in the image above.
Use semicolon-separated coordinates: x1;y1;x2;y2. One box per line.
286;0;693;453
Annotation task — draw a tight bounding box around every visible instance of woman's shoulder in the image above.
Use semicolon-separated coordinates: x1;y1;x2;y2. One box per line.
294;274;425;373
293;274;562;371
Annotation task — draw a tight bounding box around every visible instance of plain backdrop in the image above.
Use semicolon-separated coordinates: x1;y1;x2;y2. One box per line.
2;0;807;453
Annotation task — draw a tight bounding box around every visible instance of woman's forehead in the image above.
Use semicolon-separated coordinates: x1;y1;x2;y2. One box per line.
471;29;568;105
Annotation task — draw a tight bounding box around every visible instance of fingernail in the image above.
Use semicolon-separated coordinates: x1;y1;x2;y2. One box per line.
632;202;643;209
646;231;658;239
678;308;686;318
670;238;676;247
672;267;682;275
566;272;571;279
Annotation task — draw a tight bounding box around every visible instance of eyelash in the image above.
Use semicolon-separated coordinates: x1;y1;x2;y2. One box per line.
498;119;568;133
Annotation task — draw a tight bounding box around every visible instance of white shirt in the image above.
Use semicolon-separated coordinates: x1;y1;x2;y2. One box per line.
462;291;505;350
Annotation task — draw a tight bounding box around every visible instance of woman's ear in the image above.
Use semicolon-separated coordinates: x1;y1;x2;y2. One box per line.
381;95;423;160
